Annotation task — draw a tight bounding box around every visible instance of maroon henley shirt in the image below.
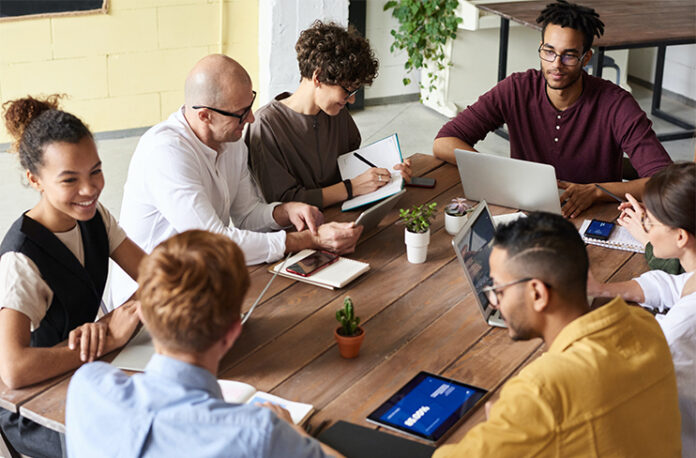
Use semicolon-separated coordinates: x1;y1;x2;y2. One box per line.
436;69;672;183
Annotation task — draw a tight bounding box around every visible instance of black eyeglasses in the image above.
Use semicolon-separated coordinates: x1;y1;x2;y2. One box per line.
192;90;257;125
340;85;360;101
480;277;533;307
538;45;586;67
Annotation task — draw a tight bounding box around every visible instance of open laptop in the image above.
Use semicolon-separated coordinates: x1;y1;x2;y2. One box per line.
454;149;562;214
451;201;505;328
354;189;406;232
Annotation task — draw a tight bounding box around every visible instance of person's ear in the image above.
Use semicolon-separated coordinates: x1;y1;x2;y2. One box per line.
26;169;43;192
675;228;691;249
529;279;550;313
312;69;321;87
582;49;593;67
220;319;242;351
196;108;212;124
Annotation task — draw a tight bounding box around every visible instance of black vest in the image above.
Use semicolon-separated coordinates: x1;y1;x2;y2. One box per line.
0;212;109;347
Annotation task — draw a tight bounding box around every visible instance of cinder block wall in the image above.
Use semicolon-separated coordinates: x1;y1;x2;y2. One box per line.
0;0;259;144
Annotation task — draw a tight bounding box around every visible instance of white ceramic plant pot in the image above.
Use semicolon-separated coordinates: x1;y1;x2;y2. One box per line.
445;212;468;236
405;228;430;264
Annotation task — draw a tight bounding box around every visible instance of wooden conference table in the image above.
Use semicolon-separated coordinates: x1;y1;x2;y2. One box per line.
478;0;696;142
0;154;648;449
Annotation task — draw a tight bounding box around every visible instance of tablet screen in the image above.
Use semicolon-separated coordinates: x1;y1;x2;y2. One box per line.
367;372;487;442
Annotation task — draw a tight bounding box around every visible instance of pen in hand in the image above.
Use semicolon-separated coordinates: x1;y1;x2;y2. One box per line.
354;152;377;168
594;184;625;203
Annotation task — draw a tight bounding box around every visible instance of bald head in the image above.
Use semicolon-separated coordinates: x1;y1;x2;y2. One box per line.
184;54;251;108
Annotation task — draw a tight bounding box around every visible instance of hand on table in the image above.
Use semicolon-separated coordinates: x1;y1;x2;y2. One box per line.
259;402;294;424
105;300;140;352
351;167;392;196
275;202;324;235
68;300;139;362
69;322;108;362
394;158;412;183
313;222;363;254
617;193;649;246
558;180;599;218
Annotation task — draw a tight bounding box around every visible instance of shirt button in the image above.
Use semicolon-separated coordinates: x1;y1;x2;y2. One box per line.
556;125;560;130
554;137;559;142
557;115;561;119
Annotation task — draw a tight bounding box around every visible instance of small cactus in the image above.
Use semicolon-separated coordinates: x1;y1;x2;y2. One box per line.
336;297;361;337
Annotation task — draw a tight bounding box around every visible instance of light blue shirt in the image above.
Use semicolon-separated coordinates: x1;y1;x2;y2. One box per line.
66;354;327;458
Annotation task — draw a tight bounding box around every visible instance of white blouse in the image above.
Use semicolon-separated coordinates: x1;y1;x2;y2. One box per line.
0;203;127;330
635;269;696;454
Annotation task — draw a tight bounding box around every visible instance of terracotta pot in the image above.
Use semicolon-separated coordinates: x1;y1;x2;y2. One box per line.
334;326;365;359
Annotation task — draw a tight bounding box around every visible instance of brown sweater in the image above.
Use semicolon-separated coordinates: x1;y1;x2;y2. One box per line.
245;92;361;209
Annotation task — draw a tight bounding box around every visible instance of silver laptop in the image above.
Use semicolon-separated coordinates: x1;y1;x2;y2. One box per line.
451;201;505;328
354;189;406;232
454;149;562;214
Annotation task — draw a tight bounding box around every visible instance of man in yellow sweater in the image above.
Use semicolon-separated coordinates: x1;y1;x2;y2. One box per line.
434;212;681;457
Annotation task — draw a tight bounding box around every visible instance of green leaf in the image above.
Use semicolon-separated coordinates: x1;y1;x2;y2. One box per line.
383;0;398;11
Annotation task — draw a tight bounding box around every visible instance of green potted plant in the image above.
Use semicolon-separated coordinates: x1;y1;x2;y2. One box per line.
383;0;462;96
444;197;475;235
399;202;438;263
334;297;364;359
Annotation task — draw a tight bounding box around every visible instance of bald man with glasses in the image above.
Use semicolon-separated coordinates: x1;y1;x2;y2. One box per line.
110;54;362;307
433;0;672;219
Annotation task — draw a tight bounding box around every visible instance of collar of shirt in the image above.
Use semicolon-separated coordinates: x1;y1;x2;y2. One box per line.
174;106;221;161
548;296;629;354
145;353;223;400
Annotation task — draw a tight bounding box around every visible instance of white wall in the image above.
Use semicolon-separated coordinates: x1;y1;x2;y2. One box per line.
364;0;420;100
258;0;349;105
628;44;696;101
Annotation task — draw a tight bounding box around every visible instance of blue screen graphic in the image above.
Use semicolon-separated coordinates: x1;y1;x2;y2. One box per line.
379;376;477;436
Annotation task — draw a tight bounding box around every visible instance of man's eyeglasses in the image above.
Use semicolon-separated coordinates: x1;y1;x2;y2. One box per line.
480;277;533;307
192;90;257;125
538;45;586;67
340;85;360;101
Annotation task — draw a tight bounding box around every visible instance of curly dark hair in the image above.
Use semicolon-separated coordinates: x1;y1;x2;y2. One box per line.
536;0;604;53
2;95;92;175
295;20;378;89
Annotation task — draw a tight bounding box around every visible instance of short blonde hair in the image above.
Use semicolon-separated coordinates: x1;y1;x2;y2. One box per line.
137;230;250;353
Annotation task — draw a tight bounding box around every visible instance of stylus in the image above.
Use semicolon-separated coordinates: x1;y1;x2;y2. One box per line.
594;184;625;203
354;152;377;168
242;252;292;325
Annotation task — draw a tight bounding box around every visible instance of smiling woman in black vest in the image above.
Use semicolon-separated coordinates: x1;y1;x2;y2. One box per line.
0;95;144;458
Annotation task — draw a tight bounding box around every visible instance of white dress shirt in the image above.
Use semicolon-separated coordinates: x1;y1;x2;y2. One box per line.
635;270;696;454
111;108;286;306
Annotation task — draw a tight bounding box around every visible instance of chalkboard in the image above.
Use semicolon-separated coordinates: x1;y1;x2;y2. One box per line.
0;0;107;21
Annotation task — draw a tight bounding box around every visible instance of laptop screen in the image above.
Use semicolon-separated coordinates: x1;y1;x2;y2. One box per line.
455;208;496;313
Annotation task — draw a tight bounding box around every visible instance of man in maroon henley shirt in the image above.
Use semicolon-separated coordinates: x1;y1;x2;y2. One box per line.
433;0;672;218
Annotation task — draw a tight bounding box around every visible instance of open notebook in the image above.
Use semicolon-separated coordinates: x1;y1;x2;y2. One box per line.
338;134;404;211
269;249;370;290
578;220;645;253
218;380;314;425
110;328;313;424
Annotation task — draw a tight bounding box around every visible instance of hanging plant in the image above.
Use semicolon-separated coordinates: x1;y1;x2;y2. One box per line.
383;0;462;94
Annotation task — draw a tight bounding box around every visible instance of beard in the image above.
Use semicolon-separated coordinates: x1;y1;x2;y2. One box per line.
542;63;583;91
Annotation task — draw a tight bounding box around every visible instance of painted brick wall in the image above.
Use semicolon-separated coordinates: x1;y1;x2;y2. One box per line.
0;0;259;143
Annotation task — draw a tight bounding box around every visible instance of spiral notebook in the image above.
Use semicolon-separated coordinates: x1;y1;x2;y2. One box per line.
578;220;645;253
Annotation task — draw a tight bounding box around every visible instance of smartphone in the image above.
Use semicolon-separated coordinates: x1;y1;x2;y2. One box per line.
584;219;616;241
286;251;339;277
407;177;436;188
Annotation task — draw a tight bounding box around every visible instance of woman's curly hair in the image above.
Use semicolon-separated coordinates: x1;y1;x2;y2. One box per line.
2;94;91;175
295;20;378;89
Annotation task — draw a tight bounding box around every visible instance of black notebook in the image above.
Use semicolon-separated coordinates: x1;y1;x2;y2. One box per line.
318;421;435;458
